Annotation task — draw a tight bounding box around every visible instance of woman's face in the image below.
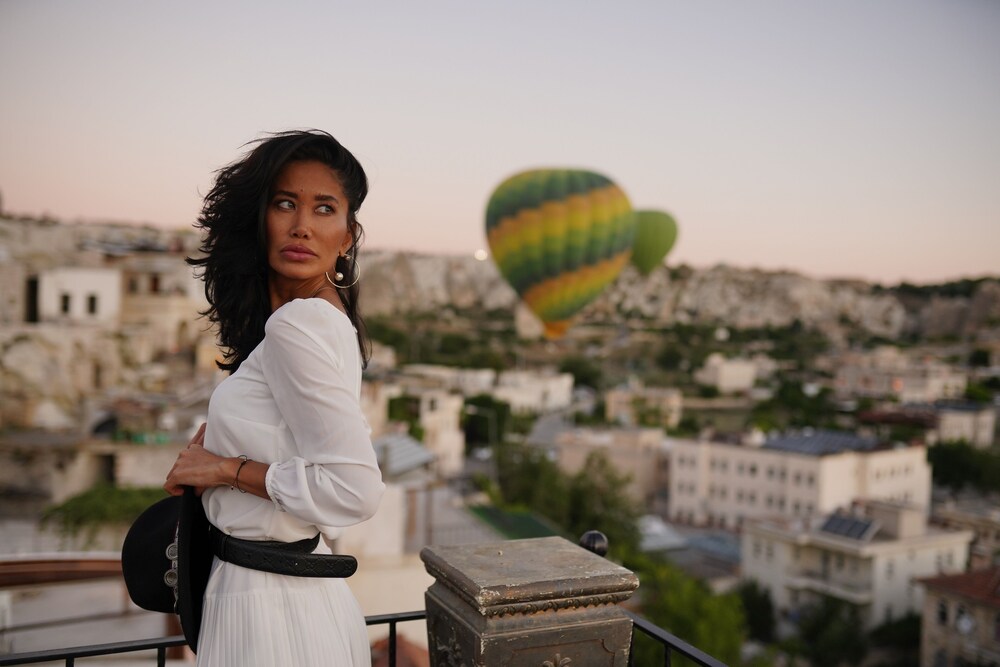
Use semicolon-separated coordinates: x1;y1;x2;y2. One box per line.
266;160;353;291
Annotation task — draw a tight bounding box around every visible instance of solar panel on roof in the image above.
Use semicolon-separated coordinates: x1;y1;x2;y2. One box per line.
820;515;875;541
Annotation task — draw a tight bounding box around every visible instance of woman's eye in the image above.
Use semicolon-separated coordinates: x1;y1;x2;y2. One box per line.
275;199;294;211
317;204;335;214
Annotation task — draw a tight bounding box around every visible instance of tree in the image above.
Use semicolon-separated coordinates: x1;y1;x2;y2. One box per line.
565;451;641;556
797;596;867;667
969;348;991;367
42;484;167;544
928;441;1000;494
738;580;776;642
462;395;512;448
631;556;745;666
869;613;920;666
558;355;603;390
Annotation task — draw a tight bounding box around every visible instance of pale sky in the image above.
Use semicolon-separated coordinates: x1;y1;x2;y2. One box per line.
1;0;997;284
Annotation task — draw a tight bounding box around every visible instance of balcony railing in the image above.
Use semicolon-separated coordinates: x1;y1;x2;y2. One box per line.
0;610;727;666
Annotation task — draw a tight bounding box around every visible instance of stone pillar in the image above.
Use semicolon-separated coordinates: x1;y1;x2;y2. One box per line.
421;536;639;666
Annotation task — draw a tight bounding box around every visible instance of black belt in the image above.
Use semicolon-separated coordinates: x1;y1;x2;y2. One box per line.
209;526;357;578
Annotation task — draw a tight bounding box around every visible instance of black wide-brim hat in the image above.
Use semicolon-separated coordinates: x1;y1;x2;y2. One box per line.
122;487;213;652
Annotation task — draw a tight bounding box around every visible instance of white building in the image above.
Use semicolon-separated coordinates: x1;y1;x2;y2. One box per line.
669;430;932;529
693;353;758;394
834;346;967;403
399;364;496;396
605;381;682;429
743;501;972;630
37;267;121;325
493;369;574;414
413;390;465;477
934;401;996;448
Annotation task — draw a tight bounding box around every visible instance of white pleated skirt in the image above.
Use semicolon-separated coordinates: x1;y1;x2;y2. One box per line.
196;558;371;667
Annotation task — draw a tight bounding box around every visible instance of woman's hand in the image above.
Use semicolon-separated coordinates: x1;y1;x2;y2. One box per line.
164;423;228;497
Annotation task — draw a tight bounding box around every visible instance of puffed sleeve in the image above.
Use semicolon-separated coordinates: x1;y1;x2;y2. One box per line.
259;300;384;528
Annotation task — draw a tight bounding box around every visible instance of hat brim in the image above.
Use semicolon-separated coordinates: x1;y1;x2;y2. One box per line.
177;487;213;653
121;487;213;653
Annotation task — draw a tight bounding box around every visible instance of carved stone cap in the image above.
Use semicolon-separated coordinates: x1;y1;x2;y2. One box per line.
421;537;639;614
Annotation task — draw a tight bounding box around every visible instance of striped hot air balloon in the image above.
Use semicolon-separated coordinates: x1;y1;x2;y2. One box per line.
485;169;635;338
631;210;678;276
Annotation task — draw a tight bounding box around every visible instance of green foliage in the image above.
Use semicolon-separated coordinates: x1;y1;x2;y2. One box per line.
669;415;701;437
558;355;603;390
366;315;515;369
749;380;837;430
42;484;167;539
738;580;776;642
928;441;1000;493
969;348;991;367
797;596;867;667
388;394;425;441
890;277;999;300
493;442;640;558
463;395;512;447
869;613;920;666
629;555;745;666
964;382;994;403
656;343;683;371
697;385;720;399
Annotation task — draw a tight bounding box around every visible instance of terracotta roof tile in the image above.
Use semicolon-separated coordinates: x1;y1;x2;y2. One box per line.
919;566;1000;610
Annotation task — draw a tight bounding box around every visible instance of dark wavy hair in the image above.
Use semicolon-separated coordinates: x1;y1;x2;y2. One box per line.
188;129;371;373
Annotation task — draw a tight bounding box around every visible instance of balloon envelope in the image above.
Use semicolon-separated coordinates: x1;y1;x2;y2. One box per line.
486;169;635;338
631;210;678;275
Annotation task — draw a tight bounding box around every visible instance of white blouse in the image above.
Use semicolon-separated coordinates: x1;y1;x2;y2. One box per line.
201;298;384;544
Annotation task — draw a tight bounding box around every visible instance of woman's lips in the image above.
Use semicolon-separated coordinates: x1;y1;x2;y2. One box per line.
280;245;316;261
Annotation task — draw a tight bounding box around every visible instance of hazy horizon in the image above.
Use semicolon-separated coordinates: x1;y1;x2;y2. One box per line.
1;0;997;285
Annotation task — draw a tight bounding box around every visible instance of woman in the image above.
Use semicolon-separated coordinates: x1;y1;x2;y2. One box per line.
165;129;385;666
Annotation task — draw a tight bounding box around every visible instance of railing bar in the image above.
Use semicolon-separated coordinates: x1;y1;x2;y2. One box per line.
627;624;635;667
0;636;187;665
364;610;425;625
388;620;396;667
626;611;727;667
157;645;166;667
664;644;671;667
66;660;73;667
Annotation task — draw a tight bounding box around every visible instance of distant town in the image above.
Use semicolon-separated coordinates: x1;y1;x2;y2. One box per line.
1;211;999;666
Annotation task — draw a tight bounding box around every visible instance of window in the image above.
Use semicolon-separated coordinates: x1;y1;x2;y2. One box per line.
150;274;161;293
836;554;845;570
60;293;71;314
794;472;802;484
749;464;758;477
807;474;815;486
886;560;894;579
87;294;98;314
937;601;949;626
738;462;745;475
793;501;801;514
127;276;139;293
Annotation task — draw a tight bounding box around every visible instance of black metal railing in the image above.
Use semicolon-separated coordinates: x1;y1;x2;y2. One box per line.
627;610;728;667
0;610;727;666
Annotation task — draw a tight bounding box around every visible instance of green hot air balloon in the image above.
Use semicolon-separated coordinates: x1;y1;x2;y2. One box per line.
485;169;635;338
630;210;678;276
